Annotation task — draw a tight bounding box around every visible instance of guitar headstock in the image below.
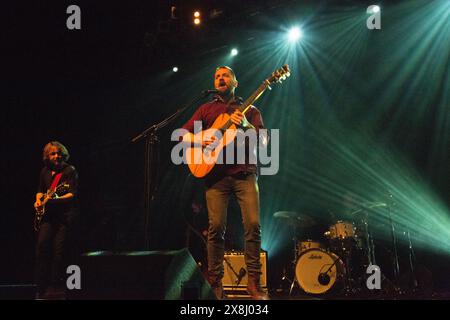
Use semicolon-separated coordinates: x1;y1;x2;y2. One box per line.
55;183;70;195
267;64;291;85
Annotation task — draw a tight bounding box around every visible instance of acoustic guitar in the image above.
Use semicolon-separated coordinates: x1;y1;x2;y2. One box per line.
186;64;290;178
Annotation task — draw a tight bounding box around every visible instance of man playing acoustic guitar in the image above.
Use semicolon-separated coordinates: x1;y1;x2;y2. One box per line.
34;141;79;299
182;66;269;300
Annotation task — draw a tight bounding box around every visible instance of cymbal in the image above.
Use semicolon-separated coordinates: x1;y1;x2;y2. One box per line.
273;211;316;227
362;201;387;208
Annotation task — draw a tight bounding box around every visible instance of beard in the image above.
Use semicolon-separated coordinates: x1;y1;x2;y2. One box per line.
45;159;65;171
217;86;235;98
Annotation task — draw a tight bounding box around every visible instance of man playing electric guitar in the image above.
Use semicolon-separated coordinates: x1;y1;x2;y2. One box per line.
34;141;79;299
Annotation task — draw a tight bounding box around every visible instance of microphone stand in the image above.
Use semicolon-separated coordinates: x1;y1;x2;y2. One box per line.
223;256;243;290
131;90;215;250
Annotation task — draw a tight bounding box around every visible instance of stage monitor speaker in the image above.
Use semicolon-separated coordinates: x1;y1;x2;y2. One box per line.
69;248;215;300
0;285;36;300
222;251;267;290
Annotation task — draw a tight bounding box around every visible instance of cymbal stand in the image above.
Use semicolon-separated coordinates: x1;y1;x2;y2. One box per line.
340;239;356;295
406;229;418;291
362;215;376;266
387;194;400;284
288;233;299;296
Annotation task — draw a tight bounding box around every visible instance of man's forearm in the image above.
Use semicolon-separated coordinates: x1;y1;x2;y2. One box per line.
49;193;75;204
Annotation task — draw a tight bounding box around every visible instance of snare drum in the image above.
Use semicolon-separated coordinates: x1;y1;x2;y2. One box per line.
297;240;323;254
295;248;345;294
325;221;356;240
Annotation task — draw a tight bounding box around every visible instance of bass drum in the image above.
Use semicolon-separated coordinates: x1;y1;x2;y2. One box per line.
295;248;346;295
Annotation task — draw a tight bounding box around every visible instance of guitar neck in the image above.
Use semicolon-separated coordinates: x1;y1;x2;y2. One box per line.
238;81;269;115
220;81;269;131
41;189;56;201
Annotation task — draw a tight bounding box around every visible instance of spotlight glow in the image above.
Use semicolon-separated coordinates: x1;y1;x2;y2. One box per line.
172;67;178;72
288;27;302;42
194;18;201;25
231;48;238;56
194;11;200;18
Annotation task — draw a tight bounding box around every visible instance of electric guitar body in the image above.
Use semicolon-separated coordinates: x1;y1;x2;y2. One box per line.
34;183;70;232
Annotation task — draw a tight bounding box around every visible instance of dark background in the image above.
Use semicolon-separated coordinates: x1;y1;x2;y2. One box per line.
2;0;449;294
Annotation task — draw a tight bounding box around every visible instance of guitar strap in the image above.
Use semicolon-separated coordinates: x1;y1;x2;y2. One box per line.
49;172;63;191
226;97;239;114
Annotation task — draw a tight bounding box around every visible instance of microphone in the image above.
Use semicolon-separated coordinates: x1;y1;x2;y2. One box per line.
236;267;247;286
202;89;219;95
318;272;330;285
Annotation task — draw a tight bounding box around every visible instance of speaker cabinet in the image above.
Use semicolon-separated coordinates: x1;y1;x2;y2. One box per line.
69;248;215;300
222;251;267;290
0;285;36;300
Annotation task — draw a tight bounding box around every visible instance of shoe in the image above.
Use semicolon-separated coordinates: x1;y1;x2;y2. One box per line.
247;275;269;300
211;283;224;300
208;274;225;300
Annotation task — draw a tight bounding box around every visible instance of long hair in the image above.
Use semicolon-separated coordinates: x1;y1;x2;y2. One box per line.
42;141;70;162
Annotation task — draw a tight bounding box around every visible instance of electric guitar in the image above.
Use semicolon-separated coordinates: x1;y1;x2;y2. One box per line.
34;183;70;231
186;64;290;178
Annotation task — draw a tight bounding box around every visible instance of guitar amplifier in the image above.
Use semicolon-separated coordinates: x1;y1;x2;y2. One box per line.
222;251;267;290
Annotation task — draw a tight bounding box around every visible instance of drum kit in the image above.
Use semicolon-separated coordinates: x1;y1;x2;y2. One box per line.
274;200;411;297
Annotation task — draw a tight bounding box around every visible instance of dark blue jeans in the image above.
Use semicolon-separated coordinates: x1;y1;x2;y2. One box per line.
205;173;262;283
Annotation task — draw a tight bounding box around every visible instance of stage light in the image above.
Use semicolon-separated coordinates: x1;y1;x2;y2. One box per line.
193;11;201;25
368;5;380;14
288;27;302;42
172;67;178;72
231;48;238;56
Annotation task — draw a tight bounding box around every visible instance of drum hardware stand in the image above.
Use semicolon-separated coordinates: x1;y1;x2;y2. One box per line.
359;217;378;295
386;192;401;293
277;267;294;294
288;234;300;296
362;217;377;266
340;243;358;295
406;229;418;292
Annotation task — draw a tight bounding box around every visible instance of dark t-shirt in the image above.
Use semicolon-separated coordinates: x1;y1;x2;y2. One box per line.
38;163;78;214
182;95;265;181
